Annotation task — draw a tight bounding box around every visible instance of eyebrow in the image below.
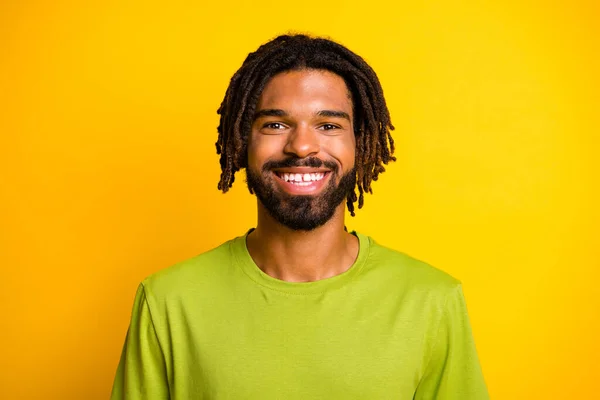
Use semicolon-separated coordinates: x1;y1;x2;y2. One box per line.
316;110;351;121
253;109;288;120
253;109;351;121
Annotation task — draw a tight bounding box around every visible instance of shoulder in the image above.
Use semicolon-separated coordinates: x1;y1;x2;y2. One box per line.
140;236;241;301
360;233;461;294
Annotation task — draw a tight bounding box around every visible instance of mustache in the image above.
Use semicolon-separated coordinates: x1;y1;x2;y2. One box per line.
262;157;339;173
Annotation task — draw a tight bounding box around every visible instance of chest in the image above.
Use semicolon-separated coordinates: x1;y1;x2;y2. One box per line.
166;289;434;399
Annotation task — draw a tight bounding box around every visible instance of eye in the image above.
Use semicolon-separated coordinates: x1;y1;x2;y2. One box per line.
263;122;286;130
320;123;340;131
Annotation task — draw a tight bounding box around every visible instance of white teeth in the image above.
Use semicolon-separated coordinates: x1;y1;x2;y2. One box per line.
279;172;326;184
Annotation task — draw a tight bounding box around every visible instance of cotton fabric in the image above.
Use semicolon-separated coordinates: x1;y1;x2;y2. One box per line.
111;231;489;399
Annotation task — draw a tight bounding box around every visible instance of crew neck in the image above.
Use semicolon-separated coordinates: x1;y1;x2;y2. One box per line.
231;230;371;295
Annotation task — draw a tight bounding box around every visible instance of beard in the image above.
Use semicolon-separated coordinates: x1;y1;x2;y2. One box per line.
246;157;356;231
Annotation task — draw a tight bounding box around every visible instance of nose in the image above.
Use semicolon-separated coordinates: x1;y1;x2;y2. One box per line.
283;124;320;158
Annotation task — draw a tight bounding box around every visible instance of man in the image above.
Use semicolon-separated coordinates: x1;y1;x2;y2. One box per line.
111;34;489;399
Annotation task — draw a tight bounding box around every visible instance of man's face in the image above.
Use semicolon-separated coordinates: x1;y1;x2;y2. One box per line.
246;69;356;231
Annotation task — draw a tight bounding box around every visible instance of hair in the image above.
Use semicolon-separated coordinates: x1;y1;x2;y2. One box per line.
216;34;396;216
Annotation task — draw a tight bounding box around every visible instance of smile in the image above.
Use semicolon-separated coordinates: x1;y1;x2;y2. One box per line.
272;169;332;193
275;172;326;185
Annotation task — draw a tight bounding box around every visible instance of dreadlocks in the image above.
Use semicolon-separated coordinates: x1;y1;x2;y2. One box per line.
216;34;396;216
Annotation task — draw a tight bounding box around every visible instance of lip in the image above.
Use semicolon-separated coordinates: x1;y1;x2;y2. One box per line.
271;167;331;174
272;170;331;195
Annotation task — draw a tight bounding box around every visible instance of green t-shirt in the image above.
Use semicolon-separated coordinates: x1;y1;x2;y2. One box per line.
111;232;489;399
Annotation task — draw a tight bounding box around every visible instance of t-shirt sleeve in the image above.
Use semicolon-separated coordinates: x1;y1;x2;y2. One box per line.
110;284;170;400
414;284;489;400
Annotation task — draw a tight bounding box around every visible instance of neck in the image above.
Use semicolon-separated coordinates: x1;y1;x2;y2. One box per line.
246;202;359;282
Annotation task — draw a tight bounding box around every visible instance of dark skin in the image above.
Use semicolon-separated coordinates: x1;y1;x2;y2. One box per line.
246;69;359;282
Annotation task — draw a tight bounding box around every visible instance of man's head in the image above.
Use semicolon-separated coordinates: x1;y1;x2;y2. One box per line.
216;34;395;229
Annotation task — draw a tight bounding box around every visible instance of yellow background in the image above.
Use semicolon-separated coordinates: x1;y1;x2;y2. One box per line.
1;0;598;398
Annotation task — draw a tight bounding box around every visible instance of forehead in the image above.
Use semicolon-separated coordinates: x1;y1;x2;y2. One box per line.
256;69;353;113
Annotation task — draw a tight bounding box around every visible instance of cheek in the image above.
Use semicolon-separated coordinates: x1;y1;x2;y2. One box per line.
324;135;356;169
347;139;357;165
246;139;259;168
247;133;283;170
